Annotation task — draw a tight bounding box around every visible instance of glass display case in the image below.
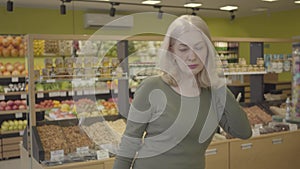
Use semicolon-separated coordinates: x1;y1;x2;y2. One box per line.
23;34;129;168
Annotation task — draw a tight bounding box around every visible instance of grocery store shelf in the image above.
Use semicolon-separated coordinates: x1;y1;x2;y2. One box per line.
35;88;110;97
36;75;128;83
0;91;27;96
1;130;24;135
0;75;27;79
0;109;29;115
224;71;267;75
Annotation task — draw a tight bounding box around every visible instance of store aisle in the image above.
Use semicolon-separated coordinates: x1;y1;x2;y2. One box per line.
0;158;21;169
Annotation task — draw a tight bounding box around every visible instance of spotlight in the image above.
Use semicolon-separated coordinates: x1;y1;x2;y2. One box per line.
60;2;66;15
191;8;197;16
109;2;119;17
154;5;163;19
110;7;116;17
230;11;235;21
7;0;13;12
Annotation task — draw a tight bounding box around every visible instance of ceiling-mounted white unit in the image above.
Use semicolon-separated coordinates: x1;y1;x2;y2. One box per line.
84;13;134;28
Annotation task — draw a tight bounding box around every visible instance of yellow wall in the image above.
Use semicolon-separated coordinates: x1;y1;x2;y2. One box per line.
1;6;300;38
1;6;299;81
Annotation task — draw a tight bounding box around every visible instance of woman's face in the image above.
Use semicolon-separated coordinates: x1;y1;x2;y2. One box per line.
170;30;208;76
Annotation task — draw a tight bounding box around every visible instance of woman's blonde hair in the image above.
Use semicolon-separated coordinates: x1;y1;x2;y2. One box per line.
158;15;223;88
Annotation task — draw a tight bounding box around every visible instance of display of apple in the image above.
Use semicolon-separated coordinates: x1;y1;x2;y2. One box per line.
1;119;27;132
0;100;27;112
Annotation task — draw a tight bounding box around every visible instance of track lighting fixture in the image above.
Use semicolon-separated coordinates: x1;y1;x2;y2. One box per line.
59;0;72;15
109;2;120;17
6;0;13;12
60;1;66;15
154;5;163;19
230;11;235;21
58;0;233;19
191;8;197;16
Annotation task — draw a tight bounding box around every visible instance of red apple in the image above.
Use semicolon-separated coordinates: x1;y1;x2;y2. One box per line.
0;101;6;107
5;105;12;111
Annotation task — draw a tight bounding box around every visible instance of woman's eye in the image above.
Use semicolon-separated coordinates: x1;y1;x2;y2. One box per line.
178;47;189;52
194;46;203;50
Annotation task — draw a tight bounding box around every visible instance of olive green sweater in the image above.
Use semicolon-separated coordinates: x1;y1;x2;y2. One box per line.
113;76;252;169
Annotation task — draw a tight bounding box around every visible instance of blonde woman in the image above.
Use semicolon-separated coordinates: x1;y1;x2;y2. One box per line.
113;15;252;169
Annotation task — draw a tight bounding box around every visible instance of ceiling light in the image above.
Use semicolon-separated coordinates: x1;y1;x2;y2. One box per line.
261;0;278;2
220;6;238;11
252;7;269;12
295;0;300;4
184;2;202;8
7;0;13;12
142;0;161;5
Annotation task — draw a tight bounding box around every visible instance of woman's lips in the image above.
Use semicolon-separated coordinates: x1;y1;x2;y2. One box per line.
188;64;198;69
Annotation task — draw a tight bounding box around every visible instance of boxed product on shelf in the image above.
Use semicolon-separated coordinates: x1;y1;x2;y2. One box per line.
28;119;95;162
23;116;124;164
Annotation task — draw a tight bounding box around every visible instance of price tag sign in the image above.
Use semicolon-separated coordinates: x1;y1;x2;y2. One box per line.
83;90;90;95
49;92;56;97
89;90;95;95
96;150;109;160
68;91;74;96
77;90;83;96
21;94;27;99
46;79;56;83
0;95;5;100
131;88;136;92
289;124;298;131
60;92;67;97
15;112;23;118
37;93;44;98
254;124;263;128
50;150;64;162
76;146;89;154
19;130;24;136
12;77;19;82
114;89;118;94
97;89;110;94
252;128;260;137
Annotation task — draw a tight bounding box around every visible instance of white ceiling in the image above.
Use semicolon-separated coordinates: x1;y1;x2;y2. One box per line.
3;0;300;18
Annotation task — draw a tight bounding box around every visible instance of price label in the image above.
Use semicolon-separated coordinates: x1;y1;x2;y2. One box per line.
60;92;67;97
96;150;109;160
77;90;83;95
76;146;89;154
49;92;60;97
46;79;56;83
83;90;90;95
19;130;24;136
37;93;44;98
131;88;136;92
50;150;64;161
97;89;110;94
254;124;263;128
289;124;298;131
12;77;19;82
21;94;27;99
49;92;55;97
0;95;5;100
114;89;118;94
68;91;74;96
84;90;95;95
15;112;23;118
252;128;260;137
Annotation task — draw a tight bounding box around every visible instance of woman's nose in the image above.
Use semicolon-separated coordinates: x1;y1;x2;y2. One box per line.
187;50;197;61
